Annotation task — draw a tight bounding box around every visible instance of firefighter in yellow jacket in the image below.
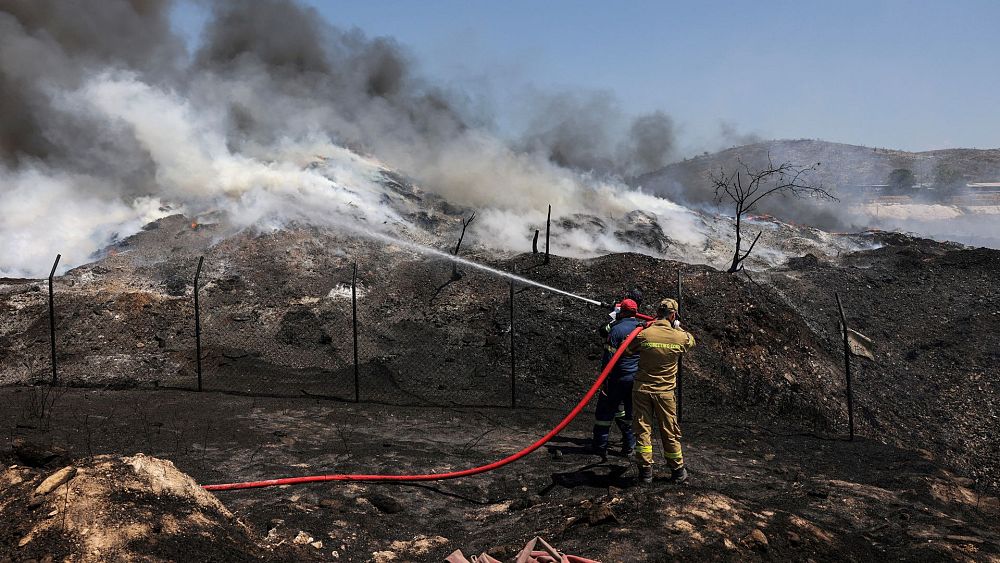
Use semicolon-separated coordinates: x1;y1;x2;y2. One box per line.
624;298;695;484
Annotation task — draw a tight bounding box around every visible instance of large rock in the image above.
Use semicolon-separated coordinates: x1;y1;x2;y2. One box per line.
33;466;76;496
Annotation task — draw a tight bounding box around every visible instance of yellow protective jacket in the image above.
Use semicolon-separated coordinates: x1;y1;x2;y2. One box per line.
624;319;696;394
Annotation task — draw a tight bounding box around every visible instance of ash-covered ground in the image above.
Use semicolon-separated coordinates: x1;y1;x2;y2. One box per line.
1;214;998;561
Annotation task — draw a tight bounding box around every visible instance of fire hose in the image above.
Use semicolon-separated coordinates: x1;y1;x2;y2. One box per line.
202;324;644;491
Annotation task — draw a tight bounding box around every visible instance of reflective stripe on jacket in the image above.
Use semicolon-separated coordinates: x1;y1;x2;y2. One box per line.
624;319;695;393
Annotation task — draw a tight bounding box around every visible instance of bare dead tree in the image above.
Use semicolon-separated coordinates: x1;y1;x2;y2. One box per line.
711;155;835;272
452;212;477;279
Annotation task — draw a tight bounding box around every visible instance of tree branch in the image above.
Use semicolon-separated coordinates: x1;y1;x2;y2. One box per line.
711;157;835;273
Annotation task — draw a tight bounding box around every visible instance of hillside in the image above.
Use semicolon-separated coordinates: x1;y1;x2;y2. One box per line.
636;139;1000;200
634;139;1000;246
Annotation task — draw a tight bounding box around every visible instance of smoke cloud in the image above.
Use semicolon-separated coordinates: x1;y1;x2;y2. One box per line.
518;92;676;178
2;1;990;276
0;0;708;277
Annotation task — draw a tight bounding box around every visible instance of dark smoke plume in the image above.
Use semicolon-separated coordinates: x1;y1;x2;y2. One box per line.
518;92;676;178
0;0;181;167
619;111;676;177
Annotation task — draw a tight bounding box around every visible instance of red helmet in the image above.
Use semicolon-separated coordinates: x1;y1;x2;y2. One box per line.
619;299;638;314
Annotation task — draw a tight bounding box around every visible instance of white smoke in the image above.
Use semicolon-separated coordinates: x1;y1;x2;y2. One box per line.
1;68;709;277
0;166;166;277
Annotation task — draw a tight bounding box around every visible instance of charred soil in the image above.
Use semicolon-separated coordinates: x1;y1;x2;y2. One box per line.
1;219;998;561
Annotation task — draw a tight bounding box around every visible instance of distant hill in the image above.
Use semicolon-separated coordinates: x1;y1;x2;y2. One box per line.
635;139;1000;203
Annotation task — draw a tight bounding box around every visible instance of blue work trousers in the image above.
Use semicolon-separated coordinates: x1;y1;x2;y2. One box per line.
592;377;635;452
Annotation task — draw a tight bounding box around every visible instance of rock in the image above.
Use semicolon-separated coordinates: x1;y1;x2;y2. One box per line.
744;528;769;550
34;466;77;496
670;520;695;534
5;471;24;486
293;531;314;545
367;493;404;514
787;530;802;546
310;540;324;549
586;504;619;526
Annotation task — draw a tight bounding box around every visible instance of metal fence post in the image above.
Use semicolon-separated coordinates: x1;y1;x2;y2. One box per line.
543;204;551;264
194;256;204;392
352;262;360;403
676;269;683;422
509;280;516;408
835;292;855;441
48;254;61;385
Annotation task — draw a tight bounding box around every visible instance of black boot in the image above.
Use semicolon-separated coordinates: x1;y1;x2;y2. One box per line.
668;466;688;484
621;439;636;458
638;465;653;484
585;444;608;462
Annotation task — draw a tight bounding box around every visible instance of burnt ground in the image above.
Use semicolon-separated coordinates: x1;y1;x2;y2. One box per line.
2;387;998;562
1;217;999;560
763;234;1000;492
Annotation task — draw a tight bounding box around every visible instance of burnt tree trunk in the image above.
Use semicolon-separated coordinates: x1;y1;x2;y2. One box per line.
728;207;743;273
532;229;539;254
452;212;476;279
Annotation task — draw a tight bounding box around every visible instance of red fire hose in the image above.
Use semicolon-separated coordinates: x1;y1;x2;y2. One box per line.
202;325;643;491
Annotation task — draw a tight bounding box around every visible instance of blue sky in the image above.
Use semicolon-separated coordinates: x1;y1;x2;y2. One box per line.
171;1;1000;153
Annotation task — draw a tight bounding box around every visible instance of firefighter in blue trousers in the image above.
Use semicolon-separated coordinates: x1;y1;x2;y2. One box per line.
589;298;641;460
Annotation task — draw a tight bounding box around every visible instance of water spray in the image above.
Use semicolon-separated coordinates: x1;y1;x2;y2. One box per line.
356;229;606;307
